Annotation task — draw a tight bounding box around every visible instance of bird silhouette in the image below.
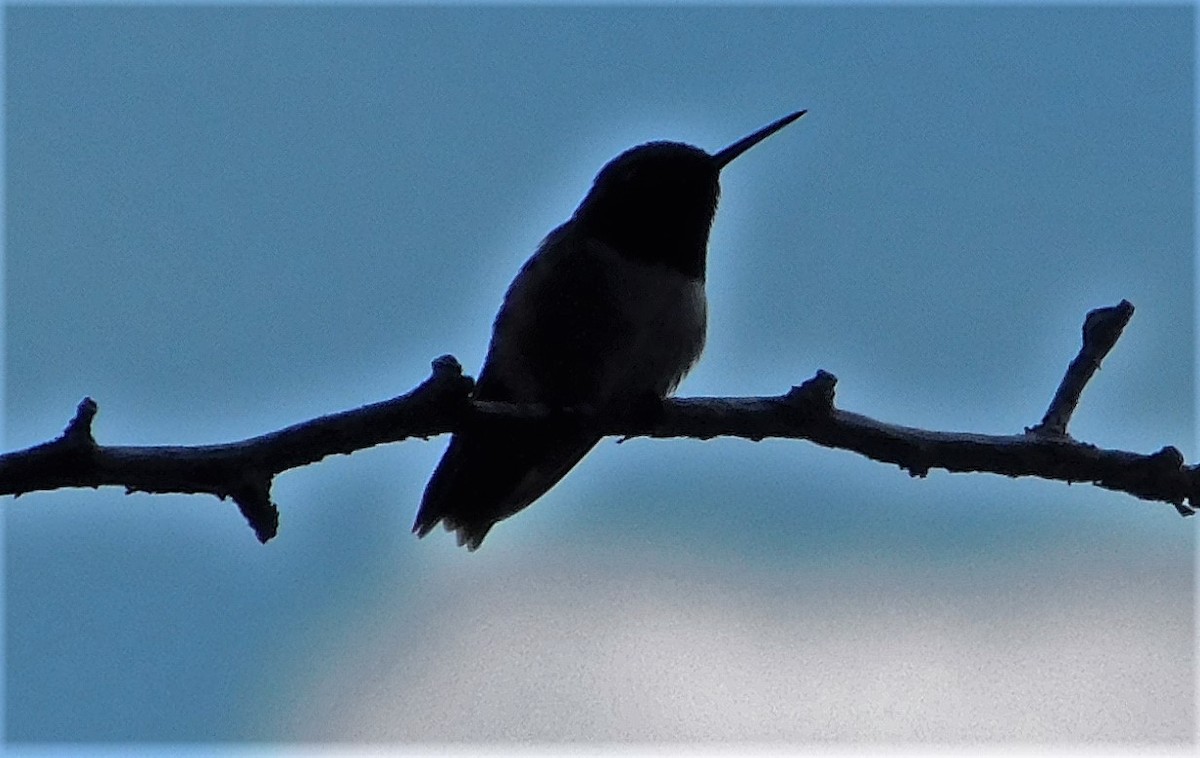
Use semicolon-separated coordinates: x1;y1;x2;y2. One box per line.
414;110;806;549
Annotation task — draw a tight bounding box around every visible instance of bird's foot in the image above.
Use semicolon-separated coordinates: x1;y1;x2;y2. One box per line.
613;393;666;442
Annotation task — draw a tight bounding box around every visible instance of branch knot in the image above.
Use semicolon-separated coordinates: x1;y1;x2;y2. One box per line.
63;397;98;447
786;370;837;413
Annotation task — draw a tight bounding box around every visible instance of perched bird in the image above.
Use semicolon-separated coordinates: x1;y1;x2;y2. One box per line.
414;109;806;549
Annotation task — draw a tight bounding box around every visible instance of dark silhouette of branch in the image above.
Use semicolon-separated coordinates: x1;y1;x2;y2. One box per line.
1029;299;1136;437
1;301;1195;543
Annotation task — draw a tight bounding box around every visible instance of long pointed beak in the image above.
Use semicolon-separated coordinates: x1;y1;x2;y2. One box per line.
712;109;806;169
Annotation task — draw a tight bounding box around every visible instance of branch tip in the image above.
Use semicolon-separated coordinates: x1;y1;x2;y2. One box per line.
1084;299;1134;332
230;478;279;543
430;354;463;379
426;354;475;403
786;370;837;410
64;397;98;443
1034;299;1135;437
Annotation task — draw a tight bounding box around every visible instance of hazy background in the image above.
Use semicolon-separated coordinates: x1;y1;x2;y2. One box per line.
4;4;1195;749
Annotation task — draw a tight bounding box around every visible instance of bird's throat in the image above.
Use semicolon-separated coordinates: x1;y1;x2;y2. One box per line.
586;218;709;280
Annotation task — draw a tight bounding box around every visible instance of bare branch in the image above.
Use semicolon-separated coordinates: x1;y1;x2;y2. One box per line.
1;302;1195;542
1029;299;1135;437
0;355;475;542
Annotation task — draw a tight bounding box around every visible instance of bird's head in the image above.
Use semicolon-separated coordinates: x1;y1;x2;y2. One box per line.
574;110;805;279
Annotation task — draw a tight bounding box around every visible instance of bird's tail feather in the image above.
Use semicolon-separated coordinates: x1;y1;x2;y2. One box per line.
414;428;600;550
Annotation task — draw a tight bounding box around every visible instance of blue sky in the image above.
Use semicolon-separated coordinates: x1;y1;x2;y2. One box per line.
3;4;1194;747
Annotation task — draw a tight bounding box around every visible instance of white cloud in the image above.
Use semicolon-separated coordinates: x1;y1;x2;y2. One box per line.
281;545;1193;745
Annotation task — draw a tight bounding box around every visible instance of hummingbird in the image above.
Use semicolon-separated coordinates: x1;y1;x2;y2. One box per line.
414;109;806;550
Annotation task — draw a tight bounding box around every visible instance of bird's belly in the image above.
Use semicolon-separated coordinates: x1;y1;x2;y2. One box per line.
591;257;707;401
484;237;708;405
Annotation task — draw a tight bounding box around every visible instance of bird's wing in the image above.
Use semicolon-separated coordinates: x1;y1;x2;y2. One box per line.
413;226;612;549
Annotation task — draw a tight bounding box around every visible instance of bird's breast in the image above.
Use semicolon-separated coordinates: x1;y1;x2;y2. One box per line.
580;239;708;399
484;231;708;405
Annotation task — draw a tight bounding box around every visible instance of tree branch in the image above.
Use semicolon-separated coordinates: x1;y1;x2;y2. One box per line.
1029;299;1135;437
2;302;1195;543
